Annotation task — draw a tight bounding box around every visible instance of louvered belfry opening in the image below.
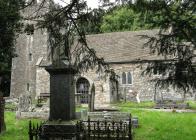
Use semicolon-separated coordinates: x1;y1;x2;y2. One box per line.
76;77;90;104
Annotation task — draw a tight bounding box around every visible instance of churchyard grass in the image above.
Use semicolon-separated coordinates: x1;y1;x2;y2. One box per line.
76;105;88;112
113;101;155;109
114;101;196;110
1;101;196;140
118;103;196;140
0;112;40;140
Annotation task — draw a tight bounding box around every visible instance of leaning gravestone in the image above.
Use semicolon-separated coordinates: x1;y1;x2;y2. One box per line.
89;83;95;112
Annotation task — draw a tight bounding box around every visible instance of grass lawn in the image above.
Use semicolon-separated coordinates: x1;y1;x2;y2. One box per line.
0;112;40;140
117;102;196;140
1;102;196;140
114;101;196;110
113;101;155;109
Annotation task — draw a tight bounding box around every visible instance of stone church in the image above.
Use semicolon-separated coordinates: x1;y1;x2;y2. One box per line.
10;2;195;108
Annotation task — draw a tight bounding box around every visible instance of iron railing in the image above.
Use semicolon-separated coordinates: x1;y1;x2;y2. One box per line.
29;115;133;140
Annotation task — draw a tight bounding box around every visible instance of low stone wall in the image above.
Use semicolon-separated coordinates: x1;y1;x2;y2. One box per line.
16;111;49;120
16;111;82;120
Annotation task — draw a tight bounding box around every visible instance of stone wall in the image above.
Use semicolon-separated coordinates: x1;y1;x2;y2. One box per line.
110;63;195;102
110;63;155;101
76;63;195;105
35;66;50;98
75;70;111;108
12;58;195;108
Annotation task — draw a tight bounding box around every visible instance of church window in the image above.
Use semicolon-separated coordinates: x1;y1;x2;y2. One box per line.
127;72;132;84
76;77;90;104
122;72;133;85
122;72;126;84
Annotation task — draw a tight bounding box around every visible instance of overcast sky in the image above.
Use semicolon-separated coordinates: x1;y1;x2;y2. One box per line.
54;0;100;8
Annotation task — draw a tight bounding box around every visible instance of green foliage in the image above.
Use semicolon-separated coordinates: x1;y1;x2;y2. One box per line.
78;8;105;34
135;0;196;91
186;101;196;110
100;5;156;32
0;0;27;96
0;72;11;97
0;0;24;72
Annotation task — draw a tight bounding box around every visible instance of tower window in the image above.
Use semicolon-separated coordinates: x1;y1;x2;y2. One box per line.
27;83;30;91
29;53;32;61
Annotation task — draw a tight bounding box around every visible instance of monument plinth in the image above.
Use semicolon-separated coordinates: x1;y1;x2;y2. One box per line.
45;62;77;121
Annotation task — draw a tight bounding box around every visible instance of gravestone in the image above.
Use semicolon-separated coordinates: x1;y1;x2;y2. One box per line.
89;83;95;112
18;95;32;112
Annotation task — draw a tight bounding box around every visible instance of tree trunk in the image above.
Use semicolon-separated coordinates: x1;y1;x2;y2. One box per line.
0;97;6;133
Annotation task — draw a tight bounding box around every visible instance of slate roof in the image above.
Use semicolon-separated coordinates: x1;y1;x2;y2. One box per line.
40;30;161;66
85;29;161;63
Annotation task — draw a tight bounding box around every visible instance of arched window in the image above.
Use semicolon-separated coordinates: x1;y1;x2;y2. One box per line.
122;72;126;84
76;77;90;103
127;72;132;84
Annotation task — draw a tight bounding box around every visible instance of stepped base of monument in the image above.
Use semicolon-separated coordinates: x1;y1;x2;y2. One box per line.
39;122;77;140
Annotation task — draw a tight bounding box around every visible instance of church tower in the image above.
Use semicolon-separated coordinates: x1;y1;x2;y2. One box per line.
10;2;50;98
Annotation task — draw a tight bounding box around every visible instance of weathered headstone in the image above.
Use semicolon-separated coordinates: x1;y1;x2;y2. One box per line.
18;95;32;112
81;109;88;120
89;83;95;112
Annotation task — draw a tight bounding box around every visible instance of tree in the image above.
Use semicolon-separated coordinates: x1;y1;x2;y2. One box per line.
134;0;196;92
0;0;29;132
0;0;24;73
77;8;105;34
100;5;155;32
0;0;35;95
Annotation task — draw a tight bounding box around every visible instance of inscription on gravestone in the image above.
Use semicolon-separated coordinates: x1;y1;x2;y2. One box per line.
18;95;32;112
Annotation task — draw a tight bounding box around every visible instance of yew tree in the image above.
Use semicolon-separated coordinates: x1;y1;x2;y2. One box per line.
134;0;196;92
